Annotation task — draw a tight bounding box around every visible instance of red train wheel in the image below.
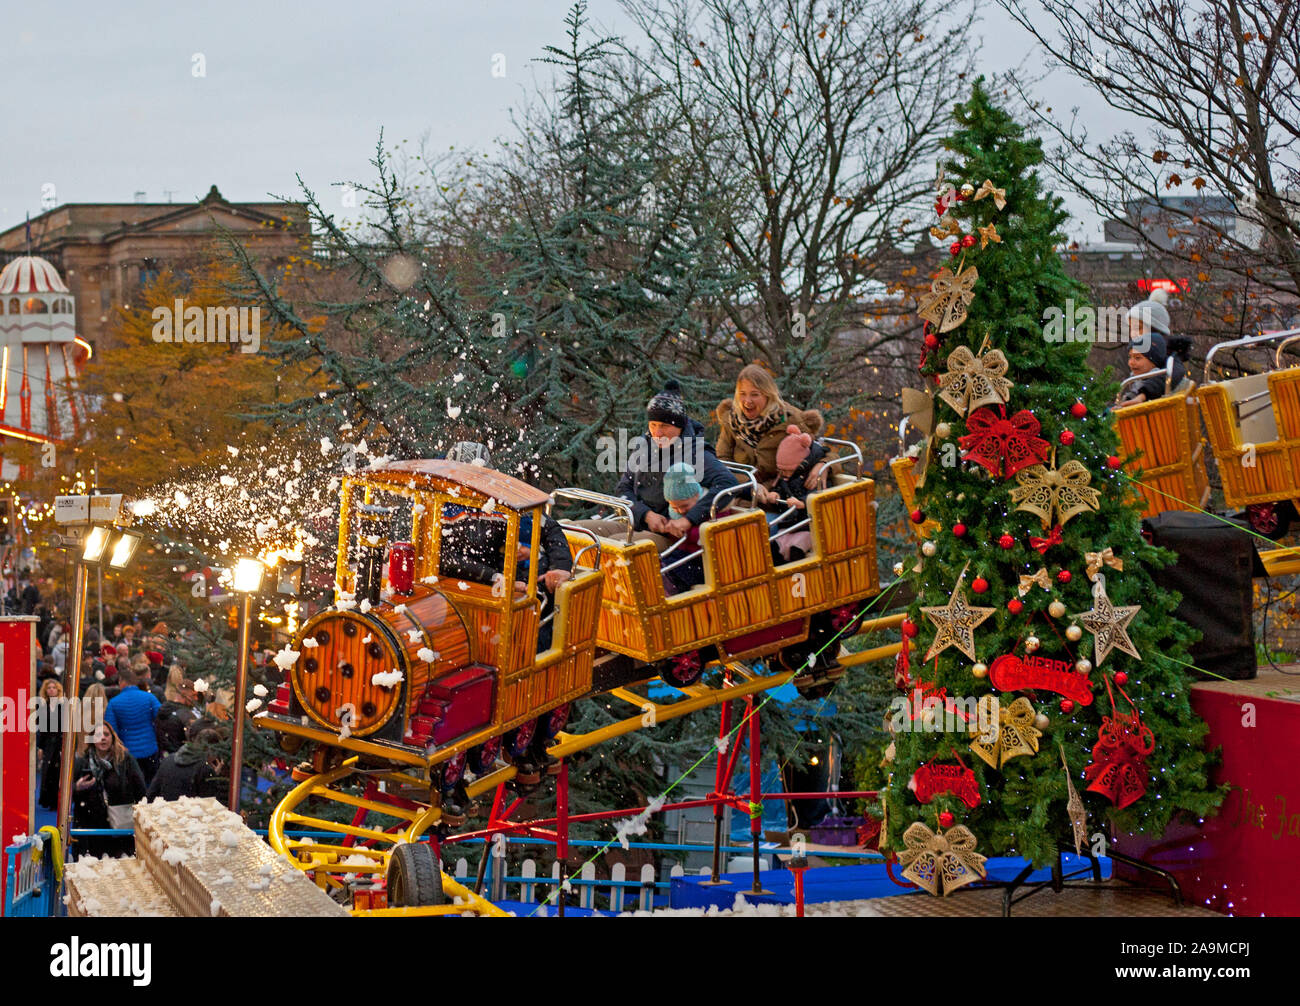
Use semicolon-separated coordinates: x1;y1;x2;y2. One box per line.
662;650;703;687
469;735;502;776
544;703;570;740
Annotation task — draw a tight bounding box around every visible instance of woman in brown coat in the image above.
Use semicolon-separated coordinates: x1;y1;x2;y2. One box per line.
714;364;824;495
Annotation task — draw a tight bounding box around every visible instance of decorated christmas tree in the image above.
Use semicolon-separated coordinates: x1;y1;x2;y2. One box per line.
882;81;1223;892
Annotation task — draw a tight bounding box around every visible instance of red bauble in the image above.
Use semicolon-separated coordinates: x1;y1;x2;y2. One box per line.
910;508;925;524
1057;569;1072;584
1114;671;1129;686
901;618;919;639
998;533;1016;550
953;522;967;537
971;576;989;594
938;811;955;828
1060;699;1075;714
1070;401;1088;419
949;241;962;256
1007;598;1024;614
924;332;940;349
961;233;976;248
1107;455;1122;470
1059;430;1075;446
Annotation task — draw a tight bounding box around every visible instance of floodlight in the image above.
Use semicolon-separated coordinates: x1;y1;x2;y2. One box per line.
108;530;142;570
82;526;111;563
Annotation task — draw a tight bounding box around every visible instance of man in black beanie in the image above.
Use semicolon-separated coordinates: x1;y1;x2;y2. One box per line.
574;380;737;549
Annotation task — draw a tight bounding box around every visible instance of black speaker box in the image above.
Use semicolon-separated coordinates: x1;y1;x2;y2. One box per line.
1141;511;1261;680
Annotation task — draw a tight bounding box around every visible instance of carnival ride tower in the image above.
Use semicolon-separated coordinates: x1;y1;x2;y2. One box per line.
0;255;91;484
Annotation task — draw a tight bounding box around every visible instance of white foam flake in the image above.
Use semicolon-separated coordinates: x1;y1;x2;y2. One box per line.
270;649;297;675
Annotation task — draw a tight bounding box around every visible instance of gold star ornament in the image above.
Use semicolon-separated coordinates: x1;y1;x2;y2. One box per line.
1073;573;1141;666
921;569;996;662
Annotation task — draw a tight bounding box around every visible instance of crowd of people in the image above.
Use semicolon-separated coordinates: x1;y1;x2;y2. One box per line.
22;594;230;859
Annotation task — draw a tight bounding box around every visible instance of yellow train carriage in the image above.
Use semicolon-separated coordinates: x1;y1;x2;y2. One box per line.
1196;329;1300;531
1113;362;1210;518
552;442;880;678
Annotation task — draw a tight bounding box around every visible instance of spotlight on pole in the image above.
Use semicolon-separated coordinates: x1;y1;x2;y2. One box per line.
107;530;142;570
81;526;111;564
53;493;144;857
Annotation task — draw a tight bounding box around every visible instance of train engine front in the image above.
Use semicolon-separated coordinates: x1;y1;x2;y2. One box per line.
265;500;494;760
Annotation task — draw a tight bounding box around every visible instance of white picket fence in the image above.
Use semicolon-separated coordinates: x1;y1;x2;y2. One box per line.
450;855;706;912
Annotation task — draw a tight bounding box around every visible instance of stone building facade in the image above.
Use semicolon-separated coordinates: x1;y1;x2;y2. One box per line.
0;186;308;352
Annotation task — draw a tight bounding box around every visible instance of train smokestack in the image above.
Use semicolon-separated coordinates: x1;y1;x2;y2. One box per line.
356;504;395;605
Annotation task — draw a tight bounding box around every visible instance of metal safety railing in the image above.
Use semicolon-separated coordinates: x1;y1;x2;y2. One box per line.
3;829;61;918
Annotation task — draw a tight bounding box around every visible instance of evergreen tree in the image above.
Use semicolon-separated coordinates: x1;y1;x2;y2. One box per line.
883;81;1223;880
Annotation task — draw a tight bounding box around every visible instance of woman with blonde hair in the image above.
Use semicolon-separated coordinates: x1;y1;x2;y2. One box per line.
714;363;824;494
36;678;65;810
156;664;198;755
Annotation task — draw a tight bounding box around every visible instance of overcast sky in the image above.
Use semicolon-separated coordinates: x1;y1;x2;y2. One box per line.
2;1;1124;243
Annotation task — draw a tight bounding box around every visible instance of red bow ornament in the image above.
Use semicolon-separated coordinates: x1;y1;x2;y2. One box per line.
958;406;1050;478
1083;679;1154;809
1029;524;1064;554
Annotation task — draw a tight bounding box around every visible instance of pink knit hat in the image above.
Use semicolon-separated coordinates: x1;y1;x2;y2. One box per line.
775;424;812;470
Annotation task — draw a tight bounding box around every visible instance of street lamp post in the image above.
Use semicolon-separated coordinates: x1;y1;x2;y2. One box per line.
228;558;265;813
55;516;142;852
55;554;90;852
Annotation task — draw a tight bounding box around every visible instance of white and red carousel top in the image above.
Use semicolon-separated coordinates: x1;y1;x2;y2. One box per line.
0;255;91;481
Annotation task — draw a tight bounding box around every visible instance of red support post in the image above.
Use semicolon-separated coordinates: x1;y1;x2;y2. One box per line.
706;671;735;886
746;698;770;896
487;781;506;827
556;759;569;918
342;780;379;848
791;856;808;917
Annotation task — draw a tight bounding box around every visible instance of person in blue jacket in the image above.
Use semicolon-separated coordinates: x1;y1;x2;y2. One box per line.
104;666;162;783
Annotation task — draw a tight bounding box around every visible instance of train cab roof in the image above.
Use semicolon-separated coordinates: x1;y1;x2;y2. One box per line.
360;459;551;512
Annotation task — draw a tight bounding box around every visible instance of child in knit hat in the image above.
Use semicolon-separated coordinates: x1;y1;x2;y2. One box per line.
659;462;733;594
1121;288;1186;404
764;425;830;561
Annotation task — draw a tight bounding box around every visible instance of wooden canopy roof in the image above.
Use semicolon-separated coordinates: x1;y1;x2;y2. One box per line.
362;459;550;511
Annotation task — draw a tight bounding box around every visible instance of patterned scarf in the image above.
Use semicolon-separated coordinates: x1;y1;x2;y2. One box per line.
727;402;787;450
